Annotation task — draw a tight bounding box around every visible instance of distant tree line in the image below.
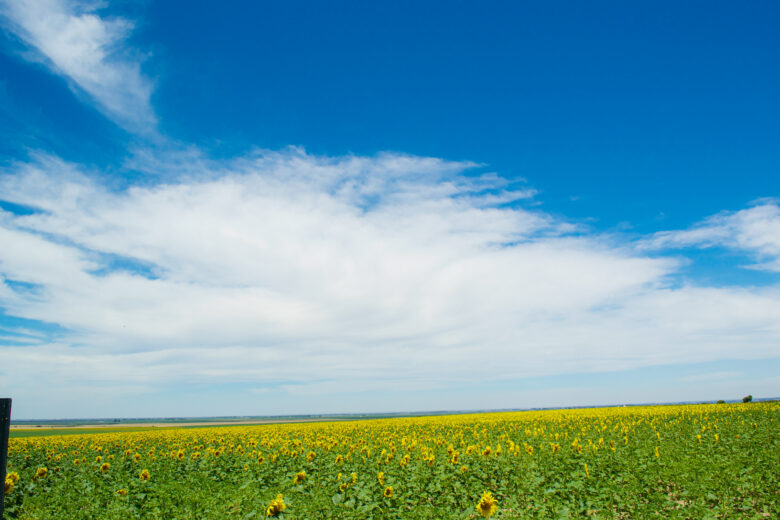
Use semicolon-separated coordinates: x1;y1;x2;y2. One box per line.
713;395;753;404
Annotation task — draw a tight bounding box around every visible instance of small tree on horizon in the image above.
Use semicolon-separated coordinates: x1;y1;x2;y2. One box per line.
742;394;753;403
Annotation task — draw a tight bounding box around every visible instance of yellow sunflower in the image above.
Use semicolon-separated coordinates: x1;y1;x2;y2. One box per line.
476;491;498;518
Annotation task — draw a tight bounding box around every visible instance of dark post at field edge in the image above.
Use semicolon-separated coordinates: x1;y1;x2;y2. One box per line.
0;398;10;519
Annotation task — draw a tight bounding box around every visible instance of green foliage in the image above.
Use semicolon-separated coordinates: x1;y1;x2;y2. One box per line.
4;402;778;519
742;395;753;403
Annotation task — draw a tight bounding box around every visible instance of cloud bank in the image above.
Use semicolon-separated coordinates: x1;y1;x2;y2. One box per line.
1;151;779;415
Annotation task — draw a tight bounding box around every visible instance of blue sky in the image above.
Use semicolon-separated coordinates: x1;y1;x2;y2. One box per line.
0;0;778;419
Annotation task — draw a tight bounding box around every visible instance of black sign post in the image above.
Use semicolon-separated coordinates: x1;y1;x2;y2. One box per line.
0;398;10;519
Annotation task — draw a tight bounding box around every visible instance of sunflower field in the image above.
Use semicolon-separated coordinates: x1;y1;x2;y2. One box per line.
3;402;778;519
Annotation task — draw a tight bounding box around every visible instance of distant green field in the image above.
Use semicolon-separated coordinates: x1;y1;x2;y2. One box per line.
8;414;416;439
10;428;156;438
9;420;349;439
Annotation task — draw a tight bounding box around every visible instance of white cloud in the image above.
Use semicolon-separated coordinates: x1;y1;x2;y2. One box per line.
1;149;779;419
678;371;741;383
644;201;780;272
0;0;155;132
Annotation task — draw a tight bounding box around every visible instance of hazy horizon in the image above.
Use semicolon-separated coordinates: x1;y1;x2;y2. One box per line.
13;394;777;423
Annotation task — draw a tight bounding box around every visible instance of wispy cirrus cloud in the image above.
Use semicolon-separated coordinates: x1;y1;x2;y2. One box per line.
0;0;155;133
643;201;780;272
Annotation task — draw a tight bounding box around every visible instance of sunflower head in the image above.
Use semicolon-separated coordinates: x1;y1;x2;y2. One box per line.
266;494;286;517
476;491;498;517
